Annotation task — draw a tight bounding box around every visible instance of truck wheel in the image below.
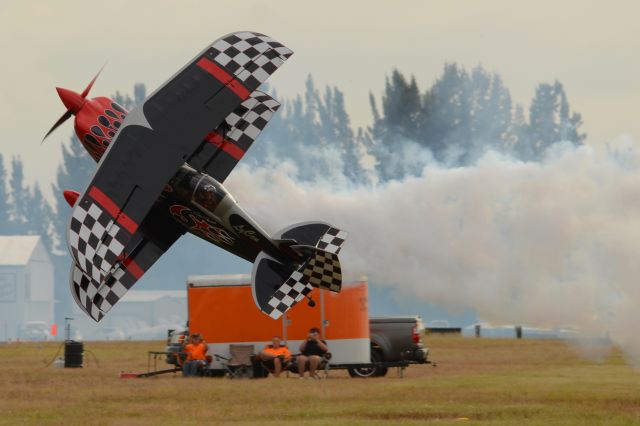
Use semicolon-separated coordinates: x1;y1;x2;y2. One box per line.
348;350;387;378
373;350;388;377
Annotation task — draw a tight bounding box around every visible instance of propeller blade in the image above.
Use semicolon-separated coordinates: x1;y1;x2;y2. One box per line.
42;109;73;143
80;64;106;98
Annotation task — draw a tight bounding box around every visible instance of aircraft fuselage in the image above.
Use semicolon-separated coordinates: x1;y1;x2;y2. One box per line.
69;96;292;265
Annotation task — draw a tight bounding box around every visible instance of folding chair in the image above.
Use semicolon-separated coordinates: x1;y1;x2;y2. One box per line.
258;346;292;377
290;352;332;379
214;344;255;379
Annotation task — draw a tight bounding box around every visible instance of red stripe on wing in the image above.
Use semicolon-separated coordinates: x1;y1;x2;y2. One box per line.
123;257;144;280
88;186;139;234
205;132;245;161
196;57;250;100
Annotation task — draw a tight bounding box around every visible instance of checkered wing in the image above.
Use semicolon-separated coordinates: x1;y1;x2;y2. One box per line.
207;31;293;93
188;90;281;182
67;194;132;286
70;262;137;322
225;91;280;149
69;201;185;322
70;264;105;322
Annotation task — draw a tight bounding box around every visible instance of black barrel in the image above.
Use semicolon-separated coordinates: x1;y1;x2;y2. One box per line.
64;340;83;368
515;326;523;339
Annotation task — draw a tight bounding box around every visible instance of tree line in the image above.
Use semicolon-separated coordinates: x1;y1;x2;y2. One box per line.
252;63;585;183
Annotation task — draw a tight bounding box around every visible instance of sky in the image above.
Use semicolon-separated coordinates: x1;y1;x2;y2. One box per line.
1;0;639;197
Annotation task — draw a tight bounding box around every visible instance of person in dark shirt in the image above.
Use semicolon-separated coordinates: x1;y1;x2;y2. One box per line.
296;327;328;379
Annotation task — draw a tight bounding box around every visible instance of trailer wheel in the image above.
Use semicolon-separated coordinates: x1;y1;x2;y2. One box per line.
348;350;388;378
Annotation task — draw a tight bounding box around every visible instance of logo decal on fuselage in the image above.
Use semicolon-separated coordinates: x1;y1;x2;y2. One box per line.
232;224;260;243
169;204;234;246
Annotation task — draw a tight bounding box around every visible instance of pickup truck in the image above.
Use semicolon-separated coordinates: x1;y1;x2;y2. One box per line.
347;316;429;377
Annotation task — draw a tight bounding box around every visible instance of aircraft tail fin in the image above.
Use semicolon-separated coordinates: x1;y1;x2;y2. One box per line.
251;222;347;319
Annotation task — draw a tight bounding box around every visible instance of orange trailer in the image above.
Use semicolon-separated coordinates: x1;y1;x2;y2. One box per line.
187;274;370;367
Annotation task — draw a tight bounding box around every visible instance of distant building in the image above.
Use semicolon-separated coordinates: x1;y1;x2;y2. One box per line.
0;236;54;341
73;290;187;340
111;290;187;326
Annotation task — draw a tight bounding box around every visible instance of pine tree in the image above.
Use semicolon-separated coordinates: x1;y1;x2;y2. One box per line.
468;68;513;155
8;156;29;234
419;63;472;163
509;104;530;158
316;86;362;181
26;183;54;251
112;82;145;111
557;82;585;144
367;69;425;180
134;83;146;105
371;69;421;142
525;81;585;159
0;154;9;234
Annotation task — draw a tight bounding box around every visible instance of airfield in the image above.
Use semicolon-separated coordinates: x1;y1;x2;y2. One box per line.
1;335;638;425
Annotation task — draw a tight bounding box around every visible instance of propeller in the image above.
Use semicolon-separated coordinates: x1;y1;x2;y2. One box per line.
42;66;105;143
41;110;73;142
80;64;105;98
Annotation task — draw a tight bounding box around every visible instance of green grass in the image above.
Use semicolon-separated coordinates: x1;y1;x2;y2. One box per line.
1;336;638;425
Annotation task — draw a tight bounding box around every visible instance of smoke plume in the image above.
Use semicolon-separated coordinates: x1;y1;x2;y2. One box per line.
227;136;640;363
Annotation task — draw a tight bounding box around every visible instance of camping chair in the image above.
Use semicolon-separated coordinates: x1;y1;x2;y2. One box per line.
257;345;292;377
177;352;212;377
290;352;332;378
214;344;255;379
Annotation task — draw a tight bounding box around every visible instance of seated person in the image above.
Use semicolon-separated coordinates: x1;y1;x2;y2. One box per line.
182;333;208;377
297;327;329;379
255;336;291;377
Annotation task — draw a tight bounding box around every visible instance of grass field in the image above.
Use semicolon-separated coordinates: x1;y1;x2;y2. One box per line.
1;336;638;425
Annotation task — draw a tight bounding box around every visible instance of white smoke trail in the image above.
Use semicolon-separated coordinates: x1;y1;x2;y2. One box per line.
227;136;640;363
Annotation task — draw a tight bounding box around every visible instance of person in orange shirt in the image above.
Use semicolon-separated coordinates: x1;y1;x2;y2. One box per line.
256;336;291;377
182;333;208;377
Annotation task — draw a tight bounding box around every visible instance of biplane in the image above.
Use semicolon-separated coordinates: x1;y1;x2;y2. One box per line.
43;31;347;322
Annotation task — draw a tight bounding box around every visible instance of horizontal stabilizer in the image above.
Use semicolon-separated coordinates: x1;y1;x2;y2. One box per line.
276;221;348;255
252;222;348;319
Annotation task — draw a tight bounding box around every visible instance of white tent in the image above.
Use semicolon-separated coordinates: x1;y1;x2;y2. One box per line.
0;236;54;341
